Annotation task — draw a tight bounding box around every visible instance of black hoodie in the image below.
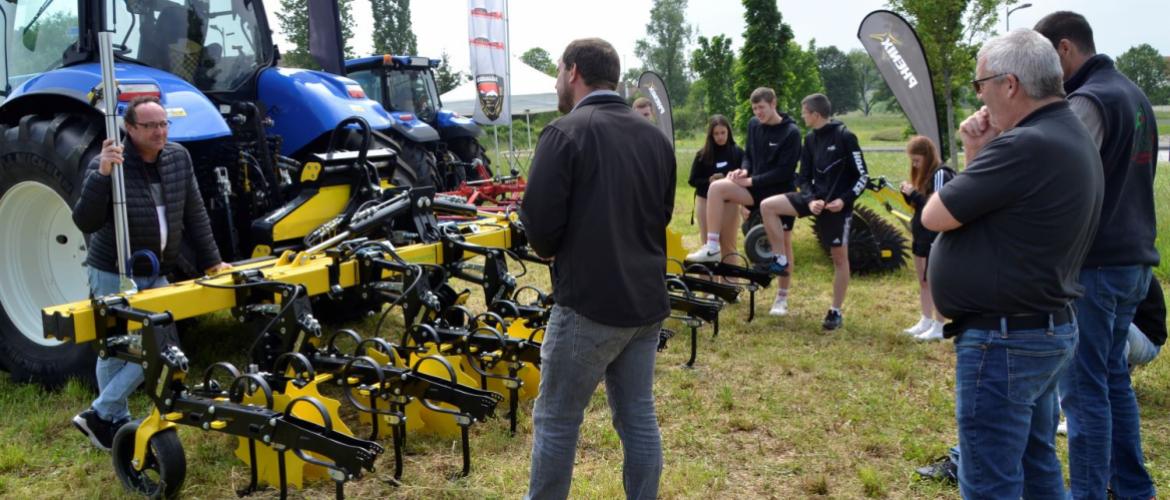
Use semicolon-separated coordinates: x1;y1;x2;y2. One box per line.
796;120;869;207
743;114;801;197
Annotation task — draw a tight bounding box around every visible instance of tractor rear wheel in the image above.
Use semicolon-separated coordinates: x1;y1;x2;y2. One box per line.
0;113;101;386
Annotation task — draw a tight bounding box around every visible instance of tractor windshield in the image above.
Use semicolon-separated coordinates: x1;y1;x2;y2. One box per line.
113;0;270;92
386;68;440;122
6;0;80;87
3;0;269;93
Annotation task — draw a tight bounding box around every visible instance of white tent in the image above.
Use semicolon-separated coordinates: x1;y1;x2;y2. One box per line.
440;57;559;119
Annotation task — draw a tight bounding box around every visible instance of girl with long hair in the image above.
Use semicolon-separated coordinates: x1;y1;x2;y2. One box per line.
688;115;744;244
901;135;954;341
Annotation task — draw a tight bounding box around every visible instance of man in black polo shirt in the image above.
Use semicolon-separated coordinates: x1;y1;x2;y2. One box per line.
922;30;1103;498
1035;12;1161;499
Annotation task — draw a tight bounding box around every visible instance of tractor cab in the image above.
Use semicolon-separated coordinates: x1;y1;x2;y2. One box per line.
4;0;272;98
346;55;492;188
347;55;441;125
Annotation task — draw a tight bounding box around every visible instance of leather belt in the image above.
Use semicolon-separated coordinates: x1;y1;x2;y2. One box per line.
944;306;1074;338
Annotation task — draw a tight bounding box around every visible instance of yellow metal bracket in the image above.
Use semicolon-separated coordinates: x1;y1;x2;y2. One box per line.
133;409;177;472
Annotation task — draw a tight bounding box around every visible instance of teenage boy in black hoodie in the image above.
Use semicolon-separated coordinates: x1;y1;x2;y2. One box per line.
758;93;869;330
687;87;801;313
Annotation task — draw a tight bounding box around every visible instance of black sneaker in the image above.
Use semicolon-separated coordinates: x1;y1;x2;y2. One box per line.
915;456;958;483
822;309;843;331
72;408;122;451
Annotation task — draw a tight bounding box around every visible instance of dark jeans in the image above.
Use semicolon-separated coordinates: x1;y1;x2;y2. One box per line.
1061;266;1155;500
954;319;1077;499
526;305;663;500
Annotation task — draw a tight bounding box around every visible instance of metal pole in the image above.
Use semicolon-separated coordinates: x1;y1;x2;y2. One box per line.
1006;3;1033;31
525;110;532;152
525;109;532;173
502;0;512;178
99;11;134;293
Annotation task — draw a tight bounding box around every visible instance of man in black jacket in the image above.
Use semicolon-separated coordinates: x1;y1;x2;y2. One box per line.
757;93;869;330
71;96;230;451
1035;12;1161;499
520;38;675;500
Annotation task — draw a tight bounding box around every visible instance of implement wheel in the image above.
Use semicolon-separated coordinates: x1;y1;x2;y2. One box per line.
0;113;99;385
112;421;187;499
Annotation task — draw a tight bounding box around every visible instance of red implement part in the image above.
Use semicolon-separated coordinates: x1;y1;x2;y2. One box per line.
443;177;527;213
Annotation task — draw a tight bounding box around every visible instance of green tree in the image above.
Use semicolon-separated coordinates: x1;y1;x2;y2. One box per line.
691;34;737;122
847;49;882;116
815;45;859;115
277;0;358;70
371;0;418;55
783;40;823;118
520;47;557;77
871;78;904;114
886;0;1012;161
1116;44;1170;105
733;0;793;134
634;0;693;106
434;50;469;94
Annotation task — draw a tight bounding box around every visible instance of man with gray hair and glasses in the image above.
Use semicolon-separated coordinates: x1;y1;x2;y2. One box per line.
921;29;1103;498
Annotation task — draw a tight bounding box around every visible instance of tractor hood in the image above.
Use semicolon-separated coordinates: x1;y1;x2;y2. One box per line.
6;63;232;142
258;67;395;156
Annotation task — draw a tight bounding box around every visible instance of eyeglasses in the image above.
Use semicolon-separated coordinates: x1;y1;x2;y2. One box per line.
131;120;170;130
971;73;1009;94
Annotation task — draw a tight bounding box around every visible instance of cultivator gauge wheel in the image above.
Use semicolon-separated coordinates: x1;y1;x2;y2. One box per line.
111;422;187;499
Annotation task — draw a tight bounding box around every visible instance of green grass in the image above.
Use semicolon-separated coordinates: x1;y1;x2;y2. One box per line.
1;116;1167;498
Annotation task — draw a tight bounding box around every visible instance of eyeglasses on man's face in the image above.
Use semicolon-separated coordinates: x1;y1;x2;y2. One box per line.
131;120;170;130
971;73;1009;94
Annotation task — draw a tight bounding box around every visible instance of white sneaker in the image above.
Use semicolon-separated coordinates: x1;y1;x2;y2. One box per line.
686;245;721;263
903;317;931;336
915;321;945;342
1057;419;1068;436
769;297;788;316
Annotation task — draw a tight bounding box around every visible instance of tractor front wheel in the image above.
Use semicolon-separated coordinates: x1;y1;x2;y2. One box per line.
0;113;100;385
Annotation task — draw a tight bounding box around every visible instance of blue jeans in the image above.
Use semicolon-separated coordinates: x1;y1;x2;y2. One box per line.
954;319;1077;500
87;267;168;423
527;305;663;500
1060;266;1155;500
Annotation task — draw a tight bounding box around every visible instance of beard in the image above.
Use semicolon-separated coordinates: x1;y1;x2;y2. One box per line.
557;86;573;114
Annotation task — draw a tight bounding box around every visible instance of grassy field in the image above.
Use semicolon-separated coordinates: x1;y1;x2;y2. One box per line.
0;122;1166;498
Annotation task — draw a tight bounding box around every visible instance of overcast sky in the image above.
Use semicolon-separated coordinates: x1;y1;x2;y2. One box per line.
269;0;1170;76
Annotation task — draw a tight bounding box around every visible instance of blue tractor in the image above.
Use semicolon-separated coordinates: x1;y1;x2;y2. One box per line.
345;55;494;190
0;0;432;385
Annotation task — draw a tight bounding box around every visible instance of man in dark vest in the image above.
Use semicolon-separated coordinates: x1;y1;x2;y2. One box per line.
1036;12;1161;500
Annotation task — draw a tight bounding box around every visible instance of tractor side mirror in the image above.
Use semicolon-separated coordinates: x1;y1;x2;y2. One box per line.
21;24;37;52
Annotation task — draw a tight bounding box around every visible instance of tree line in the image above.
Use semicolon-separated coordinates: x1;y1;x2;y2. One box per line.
271;0;1170;135
520;0;1170;149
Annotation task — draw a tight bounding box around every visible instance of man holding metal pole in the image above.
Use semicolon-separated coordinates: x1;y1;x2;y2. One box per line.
70;93;230;449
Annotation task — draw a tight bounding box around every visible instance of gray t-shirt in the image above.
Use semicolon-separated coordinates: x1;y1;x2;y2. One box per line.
928;102;1104;318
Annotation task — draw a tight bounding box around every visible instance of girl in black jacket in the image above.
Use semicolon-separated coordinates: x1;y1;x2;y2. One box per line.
900;135;954;340
688;115;744;240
